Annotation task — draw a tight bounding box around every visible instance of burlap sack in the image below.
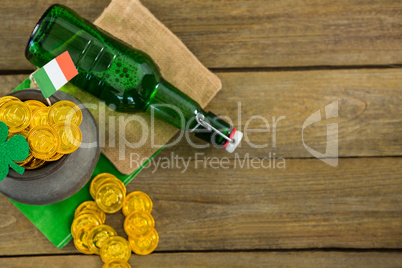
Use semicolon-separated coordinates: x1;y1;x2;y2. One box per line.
61;0;222;174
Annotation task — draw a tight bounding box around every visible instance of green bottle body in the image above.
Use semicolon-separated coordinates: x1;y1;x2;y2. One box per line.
25;4;233;147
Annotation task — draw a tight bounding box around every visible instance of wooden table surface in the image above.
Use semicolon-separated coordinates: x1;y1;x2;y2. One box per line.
0;0;401;267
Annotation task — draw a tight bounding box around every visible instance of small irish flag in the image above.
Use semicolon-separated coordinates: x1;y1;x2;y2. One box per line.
33;51;78;98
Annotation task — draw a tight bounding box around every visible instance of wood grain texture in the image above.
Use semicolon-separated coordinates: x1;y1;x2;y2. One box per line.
1;69;401;161
0;157;400;255
0;0;400;265
1;0;402;70
1;252;402;268
0;0;110;71
158;69;402;159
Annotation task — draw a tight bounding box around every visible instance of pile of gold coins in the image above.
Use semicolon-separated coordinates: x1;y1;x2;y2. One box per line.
0;95;82;169
71;173;158;268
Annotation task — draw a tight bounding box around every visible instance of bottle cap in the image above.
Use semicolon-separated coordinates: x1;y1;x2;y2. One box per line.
87;224;117;255
128;229;159;255
122;191;153;216
223;128;243;153
124;211;155;238
100;236;131;263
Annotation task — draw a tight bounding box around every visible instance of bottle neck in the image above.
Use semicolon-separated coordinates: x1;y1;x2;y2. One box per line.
146;79;233;147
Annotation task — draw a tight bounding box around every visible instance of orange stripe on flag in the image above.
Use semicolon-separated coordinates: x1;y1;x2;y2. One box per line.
55;51;78;81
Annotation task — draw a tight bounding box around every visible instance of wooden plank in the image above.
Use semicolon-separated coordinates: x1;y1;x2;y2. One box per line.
0;157;400;255
0;0;110;71
159;69;402;159
2;0;402;70
1;252;402;268
1;69;401;160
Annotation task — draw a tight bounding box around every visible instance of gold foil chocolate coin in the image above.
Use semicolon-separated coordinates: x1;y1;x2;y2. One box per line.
53;122;82;154
74;224;97;255
8;129;29;140
0;96;20;102
48;100;82;126
128;229;159;255
96;178;126;197
21;157;46;170
90;173;121;199
122;191;153;216
30;107;50;128
0;96;20;108
28;126;60;159
95;182;126;214
75;201;106;223
24;100;46;113
124;211;155;239
100;236;131;263
0;101;31;133
102;260;131;268
44;152;64;162
87;225;117;255
15;153;33;165
71;211;102;238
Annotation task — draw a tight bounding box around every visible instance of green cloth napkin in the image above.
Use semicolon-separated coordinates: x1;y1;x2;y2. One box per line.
10;78;163;248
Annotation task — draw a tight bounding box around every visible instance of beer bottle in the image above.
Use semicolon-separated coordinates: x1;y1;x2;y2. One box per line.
26;4;242;152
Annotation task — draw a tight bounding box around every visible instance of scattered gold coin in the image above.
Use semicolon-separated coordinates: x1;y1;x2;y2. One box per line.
102;260;131;268
90;173;117;199
124;211;155;239
122;191;153;216
95;182;126;214
71;211;103;238
72;180;158;261
100;236;131;263
128;228;159;255
87;225;117;255
74;224;97;255
74;201;106;223
90;173;126;200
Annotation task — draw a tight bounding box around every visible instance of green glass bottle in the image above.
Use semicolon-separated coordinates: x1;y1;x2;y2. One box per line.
25;4;242;152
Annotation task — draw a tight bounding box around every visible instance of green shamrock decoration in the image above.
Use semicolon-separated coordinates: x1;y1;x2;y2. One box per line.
0;121;29;182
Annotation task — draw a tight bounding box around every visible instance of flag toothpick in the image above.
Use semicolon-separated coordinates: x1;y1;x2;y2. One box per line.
32;51;78;99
